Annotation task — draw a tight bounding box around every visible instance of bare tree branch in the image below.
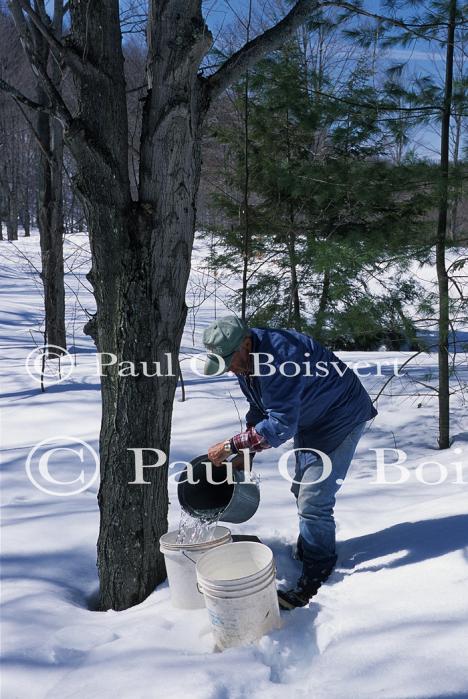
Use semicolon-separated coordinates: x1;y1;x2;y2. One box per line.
10;0;100;78
0;76;53;114
205;0;456;102
33;0;49;25
206;0;321;101
9;0;73;127
15;100;54;164
14;0;67;61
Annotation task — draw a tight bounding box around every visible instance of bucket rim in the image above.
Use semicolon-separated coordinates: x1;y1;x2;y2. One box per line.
177;454;260;523
197;556;275;589
198;564;275;594
159;526;231;551
195;541;274;583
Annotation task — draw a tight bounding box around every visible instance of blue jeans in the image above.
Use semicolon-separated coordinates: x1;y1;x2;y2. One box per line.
291;420;368;565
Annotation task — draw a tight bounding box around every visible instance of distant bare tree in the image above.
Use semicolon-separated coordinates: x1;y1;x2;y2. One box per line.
0;10;39;238
29;0;67;352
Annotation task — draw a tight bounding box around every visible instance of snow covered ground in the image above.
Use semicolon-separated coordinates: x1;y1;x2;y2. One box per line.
1;231;468;699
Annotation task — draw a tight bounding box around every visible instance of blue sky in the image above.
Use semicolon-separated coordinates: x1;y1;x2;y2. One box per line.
204;1;449;73
202;0;451;158
114;0;460;159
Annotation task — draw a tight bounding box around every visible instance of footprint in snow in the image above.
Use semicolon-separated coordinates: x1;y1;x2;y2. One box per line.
51;624;118;663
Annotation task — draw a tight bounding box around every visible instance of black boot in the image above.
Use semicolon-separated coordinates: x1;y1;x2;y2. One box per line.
278;557;337;610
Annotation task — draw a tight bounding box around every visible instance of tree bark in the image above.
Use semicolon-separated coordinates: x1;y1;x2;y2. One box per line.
7;190;18;240
314;268;330;341
21;204;31;236
241;70;251;322
240;1;253;322
66;0;211;610
32;2;67;352
285;103;301;331
36;106;66;350
448;98;462;240
436;0;456;449
287;230;301;330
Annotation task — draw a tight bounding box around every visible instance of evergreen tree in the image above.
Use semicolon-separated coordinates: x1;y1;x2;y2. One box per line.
207;33;436;348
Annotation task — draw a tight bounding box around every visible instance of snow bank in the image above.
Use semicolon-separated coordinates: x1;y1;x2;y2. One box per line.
1;231;467;699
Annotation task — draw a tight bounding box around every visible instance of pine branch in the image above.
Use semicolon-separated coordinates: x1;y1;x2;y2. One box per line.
333;1;458;43
310;87;441;113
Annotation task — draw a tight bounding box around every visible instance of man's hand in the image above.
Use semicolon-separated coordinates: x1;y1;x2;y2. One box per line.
207;441;229;467
207;442;255;470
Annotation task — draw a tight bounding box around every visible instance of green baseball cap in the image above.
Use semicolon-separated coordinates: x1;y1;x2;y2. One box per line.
202;315;249;375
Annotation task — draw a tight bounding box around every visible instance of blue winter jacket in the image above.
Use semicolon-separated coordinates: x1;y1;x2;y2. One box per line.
237;327;377;454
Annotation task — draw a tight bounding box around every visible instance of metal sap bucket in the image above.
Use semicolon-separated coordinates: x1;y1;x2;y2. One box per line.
177;453;260;524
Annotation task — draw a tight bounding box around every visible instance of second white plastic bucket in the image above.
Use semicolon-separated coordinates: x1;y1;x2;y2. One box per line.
159;526;232;609
196;542;281;650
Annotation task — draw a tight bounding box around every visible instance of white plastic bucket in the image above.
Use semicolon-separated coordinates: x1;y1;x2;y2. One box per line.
196;542;281;649
159;527;232;609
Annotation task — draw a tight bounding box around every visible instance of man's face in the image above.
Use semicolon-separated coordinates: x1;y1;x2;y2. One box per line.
228;336;252;375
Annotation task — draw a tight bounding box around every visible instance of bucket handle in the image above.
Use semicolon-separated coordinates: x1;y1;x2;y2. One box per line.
182;550;198;564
